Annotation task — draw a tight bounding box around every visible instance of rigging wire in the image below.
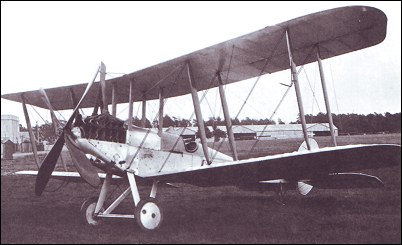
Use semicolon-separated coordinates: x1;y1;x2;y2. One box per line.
157;72;221;172
243;44;317;158
204;94;215;118
328;59;343;132
246;85;292;158
28;104;47;125
126;64;187;170
157;82;214;172
309;65;318;123
116;104;129;117
210;30;288;161
302;66;322;113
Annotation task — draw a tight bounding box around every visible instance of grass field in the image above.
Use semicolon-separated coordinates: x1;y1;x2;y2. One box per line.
1;134;401;243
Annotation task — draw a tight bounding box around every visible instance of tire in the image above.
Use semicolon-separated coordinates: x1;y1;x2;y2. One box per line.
135;198;163;231
80;197;103;226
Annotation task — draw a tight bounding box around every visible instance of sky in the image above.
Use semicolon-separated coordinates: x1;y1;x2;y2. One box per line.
1;1;401;127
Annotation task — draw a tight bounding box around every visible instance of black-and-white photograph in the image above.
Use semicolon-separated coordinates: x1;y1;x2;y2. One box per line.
1;1;400;243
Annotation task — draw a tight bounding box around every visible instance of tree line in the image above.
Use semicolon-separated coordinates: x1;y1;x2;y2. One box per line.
302;112;401;135
153;112;401;135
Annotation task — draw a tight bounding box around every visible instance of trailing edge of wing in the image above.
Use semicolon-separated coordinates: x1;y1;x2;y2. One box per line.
2;6;387;110
308;173;384;189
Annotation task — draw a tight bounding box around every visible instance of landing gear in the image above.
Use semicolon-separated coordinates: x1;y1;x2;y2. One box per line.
274;183;287;205
135;198;163;231
80;197;104;226
80;173;163;230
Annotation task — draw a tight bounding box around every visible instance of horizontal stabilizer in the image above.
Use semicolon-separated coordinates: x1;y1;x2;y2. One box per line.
297;181;313;195
309;173;384;189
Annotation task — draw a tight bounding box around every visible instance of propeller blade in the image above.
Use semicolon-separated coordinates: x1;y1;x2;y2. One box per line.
35;64;100;196
66;65;100;127
35;134;65;196
64;134;101;187
99;62;108;113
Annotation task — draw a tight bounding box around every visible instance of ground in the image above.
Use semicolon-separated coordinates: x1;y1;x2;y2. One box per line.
1;134;401;243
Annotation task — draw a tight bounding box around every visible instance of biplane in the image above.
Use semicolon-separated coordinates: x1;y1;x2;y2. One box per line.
2;6;400;231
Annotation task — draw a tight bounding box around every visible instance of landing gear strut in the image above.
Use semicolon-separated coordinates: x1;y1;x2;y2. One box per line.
274;183;287;205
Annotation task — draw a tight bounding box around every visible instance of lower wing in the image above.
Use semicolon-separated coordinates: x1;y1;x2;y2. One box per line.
140;144;400;188
15;170;124;184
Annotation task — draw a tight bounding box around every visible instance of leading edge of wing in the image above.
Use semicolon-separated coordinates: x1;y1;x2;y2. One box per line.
1;6;387;110
15;170;123;184
139;144;400;187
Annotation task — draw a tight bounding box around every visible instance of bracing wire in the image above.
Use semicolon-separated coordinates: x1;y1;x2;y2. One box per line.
328;59;343;131
127;64;187;170
302;66;322;113
244;44;317;158
28;104;47;124
157;77;216;172
310;65;318;123
246;85;292;158
210;30;288;161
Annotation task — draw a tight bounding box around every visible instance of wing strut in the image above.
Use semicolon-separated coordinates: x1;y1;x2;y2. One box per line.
141;94;147;128
187;62;211;165
128;79;134;130
158;88;164;135
285;29;311;150
317;46;337;146
21;94;40;168
217;73;238;161
111;82;117;116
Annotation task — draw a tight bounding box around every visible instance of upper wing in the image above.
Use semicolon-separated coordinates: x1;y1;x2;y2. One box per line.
2;6;386;110
138;144;400;187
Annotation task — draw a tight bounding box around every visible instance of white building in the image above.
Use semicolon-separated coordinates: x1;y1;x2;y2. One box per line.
250;123;338;140
1;114;19;143
167;123;337;141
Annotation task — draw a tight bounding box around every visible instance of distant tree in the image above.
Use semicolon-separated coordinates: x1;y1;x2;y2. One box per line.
162;115;175;128
277;118;285;124
231;118;241;126
205;117;215;127
300;112;401;134
172;117;191;127
129;116;151;128
290;113;301;124
256;118;276;125
192;119;198;127
195;122;213;139
215;116;225;126
19;124;28;132
39;122;57;143
212;123;226;142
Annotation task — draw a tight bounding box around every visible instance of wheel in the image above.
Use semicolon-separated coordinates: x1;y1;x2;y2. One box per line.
135;198;163;231
298;138;319;152
80;197;103;226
